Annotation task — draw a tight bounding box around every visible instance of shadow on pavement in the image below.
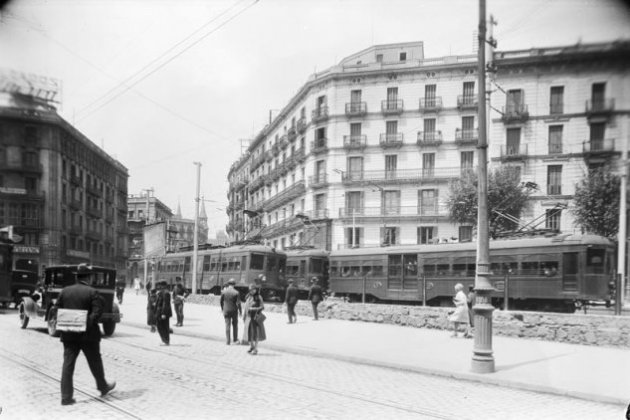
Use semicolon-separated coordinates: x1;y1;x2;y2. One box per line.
496;352;572;372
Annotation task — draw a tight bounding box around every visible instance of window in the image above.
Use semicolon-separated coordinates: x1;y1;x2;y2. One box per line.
382;227;399;246
548;125;563;154
315;160;325;183
591;83;606;110
590;123;606;150
386;87;398;110
399;52;406;61
550;86;564;114
314;193;326;216
424;84;436;107
351;89;362;103
250;254;264;270
423;118;436;140
459;226;473;242
376;54;383;63
462;82;475;104
461;116;475;140
347;156;363;180
506;128;521;155
545;208;562;230
315;127;326;148
345;227;363;247
461;151;474;172
418;226;436;244
547;165;562;195
385;155;397;179
350;122;362;140
382;190;400;215
422;153;435;177
506;89;524;113
419;189;437;215
345;191;363;215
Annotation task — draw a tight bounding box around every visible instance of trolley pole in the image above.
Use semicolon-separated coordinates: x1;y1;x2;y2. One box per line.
472;0;495;374
192;162;202;295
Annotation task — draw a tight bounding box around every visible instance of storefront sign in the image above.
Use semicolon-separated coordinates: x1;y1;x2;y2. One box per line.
0;187;27;195
13;245;40;254
66;249;90;259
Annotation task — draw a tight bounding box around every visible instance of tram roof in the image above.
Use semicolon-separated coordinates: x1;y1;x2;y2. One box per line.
330;234;614;258
162;244;287;259
285;248;330;258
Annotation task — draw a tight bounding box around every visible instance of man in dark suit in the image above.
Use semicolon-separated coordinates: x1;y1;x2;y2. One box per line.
57;264;115;406
172;279;188;327
220;278;241;345
284;279;299;324
155;280;172;345
308;277;324;321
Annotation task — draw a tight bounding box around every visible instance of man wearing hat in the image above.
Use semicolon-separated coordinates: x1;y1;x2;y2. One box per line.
56;263;115;405
220;278;241;345
155;280;172;345
308;276;324;321
284;279;299;324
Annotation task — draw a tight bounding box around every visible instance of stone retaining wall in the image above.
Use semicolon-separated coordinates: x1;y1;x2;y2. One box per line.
186;295;630;348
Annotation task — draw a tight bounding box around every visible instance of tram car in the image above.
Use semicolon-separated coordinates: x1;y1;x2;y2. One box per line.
328;234;616;312
285;248;330;299
156;244;287;301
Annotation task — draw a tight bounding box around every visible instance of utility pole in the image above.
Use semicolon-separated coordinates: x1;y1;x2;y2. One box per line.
471;0;495;374
618;125;629;311
142;187;154;289
192;162;202;295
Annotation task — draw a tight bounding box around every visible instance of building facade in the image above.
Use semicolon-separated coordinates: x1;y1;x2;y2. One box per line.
0;79;129;277
226;41;630;251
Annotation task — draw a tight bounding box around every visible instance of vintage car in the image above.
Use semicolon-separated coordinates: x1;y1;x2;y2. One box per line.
18;264;122;336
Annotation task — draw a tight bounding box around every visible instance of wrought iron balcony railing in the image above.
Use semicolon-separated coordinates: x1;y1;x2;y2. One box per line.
457;95;477;109
345;102;367;117
343;135;367;149
585;98;615;114
379;133;404;148
417;131;443;146
262;180;306;211
419;97;443;112
312;106;329;123
338;205;449;218
308;174;328;188
583;138;616;154
311;139;328;154
297;117;307;133
500;144;529;160
381;99;404;114
501;104;529;123
340;167;462;183
455;128;478;144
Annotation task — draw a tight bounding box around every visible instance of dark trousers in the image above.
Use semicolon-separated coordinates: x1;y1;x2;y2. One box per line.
61;341;107;400
287;302;297;323
174;301;184;325
311;301;320;320
156;317;170;344
224;312;239;343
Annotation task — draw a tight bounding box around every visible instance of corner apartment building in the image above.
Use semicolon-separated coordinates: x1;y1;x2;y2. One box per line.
227;41;630;251
0;75;129;276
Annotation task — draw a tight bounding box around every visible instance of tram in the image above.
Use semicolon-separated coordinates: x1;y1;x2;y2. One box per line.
328;234;616;312
285;248;329;299
156;243;287;301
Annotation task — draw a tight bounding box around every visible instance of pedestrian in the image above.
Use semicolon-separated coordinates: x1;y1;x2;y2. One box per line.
115;277;126;304
56;263;115;406
467;284;476;331
284;279;298;324
448;283;471;338
134;277;141;295
172;279;188;327
243;284;265;355
308;276;323;320
220;278;242;345
155;280;172;345
147;287;158;333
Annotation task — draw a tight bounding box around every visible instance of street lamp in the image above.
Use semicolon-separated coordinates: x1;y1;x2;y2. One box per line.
192;162;202;295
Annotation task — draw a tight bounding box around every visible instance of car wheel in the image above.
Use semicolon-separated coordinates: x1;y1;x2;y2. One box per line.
18;302;29;329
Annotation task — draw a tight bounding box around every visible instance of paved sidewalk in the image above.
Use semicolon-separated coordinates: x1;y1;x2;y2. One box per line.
117;292;629;406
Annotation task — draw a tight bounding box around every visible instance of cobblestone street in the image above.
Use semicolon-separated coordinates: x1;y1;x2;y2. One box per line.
0;307;624;420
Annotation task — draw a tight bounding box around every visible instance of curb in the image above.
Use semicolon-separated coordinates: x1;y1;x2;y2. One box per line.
120;319;625;406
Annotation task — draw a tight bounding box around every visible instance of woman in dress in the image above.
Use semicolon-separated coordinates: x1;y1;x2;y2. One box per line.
242;284;266;355
448;283;471;338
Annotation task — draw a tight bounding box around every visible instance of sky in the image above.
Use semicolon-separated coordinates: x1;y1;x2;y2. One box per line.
1;0;629;236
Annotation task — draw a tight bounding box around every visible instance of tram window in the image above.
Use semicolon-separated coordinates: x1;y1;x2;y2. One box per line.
241;256;247;271
341;266;351;277
491;262;517;275
228;258;236;271
279;258;286;274
184;257;191;272
372;265;384;276
522;261;539;275
351;266;361;277
210;258;218;271
586;249;605;274
361;265;372;276
250;254;264;270
423;264;436;275
311;258;323;274
437;264;449;276
541;261;559;276
329;264;338;276
202;256;210;271
404;255;418;276
234;259;241;271
453;263;475;277
287;265;299;276
388;255;402;276
606;251;615;274
268;258;277;272
221;261;228;272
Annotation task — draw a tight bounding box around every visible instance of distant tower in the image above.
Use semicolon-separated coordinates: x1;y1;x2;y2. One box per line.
199;200;208;230
175;201;182;218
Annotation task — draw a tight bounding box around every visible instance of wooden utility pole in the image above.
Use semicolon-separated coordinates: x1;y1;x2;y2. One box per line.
192;162;202;295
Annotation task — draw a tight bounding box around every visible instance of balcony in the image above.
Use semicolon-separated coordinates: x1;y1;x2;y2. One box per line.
379;133;404;148
381;99;404;115
312;106;329;123
340;167;462;184
87;206;102;218
69;225;83;236
105;212;114;223
69;198;82;211
547;185;562;196
235;177;249;191
308;174;328;189
311;139;328;155
4;216;43;229
417;131;443;147
343;135;367;150
249;176;265;192
345;102;367;117
500;144;529;161
582;138;617;161
250;151;267;170
338;205;449;218
457;95;478;109
272;142;280;156
297;117;307;133
262;180;306;211
501;104;529;123
0;160;43;174
297;209;329;220
419;97;443;113
86;229;102;241
86;183;101;197
287;127;297;142
70;173;82;186
585;98;615;120
279;135;289;150
455;128;478;145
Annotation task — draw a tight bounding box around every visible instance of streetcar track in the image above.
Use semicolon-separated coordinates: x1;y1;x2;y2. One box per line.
0;347;144;420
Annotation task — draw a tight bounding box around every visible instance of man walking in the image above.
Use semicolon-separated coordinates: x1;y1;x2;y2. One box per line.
155;280;172;345
308;277;324;321
172;279;188;327
57;263;115;406
220;278;241;345
284;279;298;324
